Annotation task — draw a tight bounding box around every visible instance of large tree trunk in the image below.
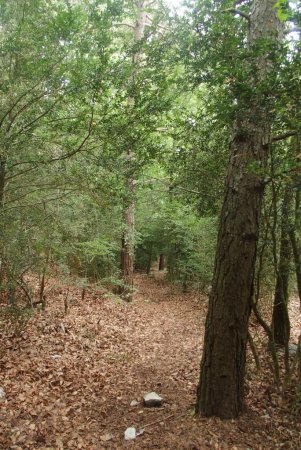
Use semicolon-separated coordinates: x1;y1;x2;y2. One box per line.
271;186;292;347
119;1;147;301
196;0;284;419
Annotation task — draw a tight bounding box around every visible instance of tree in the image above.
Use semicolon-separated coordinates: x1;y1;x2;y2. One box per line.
196;0;284;419
105;0;177;299
0;0;119;303
271;184;292;347
119;0;148;300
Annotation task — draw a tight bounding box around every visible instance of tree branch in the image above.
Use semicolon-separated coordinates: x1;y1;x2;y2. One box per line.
114;23;135;30
12;97;62;139
0;80;44;128
223;8;250;22
284;27;301;35
172;185;218;198
48;106;94;163
272;131;297;142
6;91;48;132
0;57;65;128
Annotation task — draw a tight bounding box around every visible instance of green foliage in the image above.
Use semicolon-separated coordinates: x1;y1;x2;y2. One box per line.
0;0;300;316
136;177;217;288
164;210;217;288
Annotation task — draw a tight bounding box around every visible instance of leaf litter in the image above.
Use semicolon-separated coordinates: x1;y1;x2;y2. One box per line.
0;273;300;449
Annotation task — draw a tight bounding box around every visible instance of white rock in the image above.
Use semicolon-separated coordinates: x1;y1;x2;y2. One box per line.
124;427;136;440
0;387;6;399
130;400;139;407
143;391;163;407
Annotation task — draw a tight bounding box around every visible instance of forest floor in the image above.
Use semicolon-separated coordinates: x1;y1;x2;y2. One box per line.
0;272;301;450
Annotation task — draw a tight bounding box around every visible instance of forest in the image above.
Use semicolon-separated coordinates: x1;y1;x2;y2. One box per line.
0;0;301;448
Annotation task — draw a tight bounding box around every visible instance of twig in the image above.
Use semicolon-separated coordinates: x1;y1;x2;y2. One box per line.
115;409;190;432
142;412;182;429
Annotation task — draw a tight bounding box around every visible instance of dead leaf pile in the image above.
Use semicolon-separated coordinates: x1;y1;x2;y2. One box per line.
0;273;300;449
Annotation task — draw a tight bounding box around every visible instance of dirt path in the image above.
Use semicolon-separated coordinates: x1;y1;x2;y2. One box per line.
0;274;300;449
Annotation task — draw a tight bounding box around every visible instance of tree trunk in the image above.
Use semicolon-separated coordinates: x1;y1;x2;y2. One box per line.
0;159;5;206
147;243;153;275
271;186;292;346
0;158;5;294
289;188;301;308
119;1;147;301
159;254;165;271
120;196;135;300
289;227;301;308
196;0;283;419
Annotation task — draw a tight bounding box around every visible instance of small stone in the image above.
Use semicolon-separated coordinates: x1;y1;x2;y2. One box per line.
124;427;136;440
143;392;163;407
0;387;6;400
100;432;113;442
130;400;139;407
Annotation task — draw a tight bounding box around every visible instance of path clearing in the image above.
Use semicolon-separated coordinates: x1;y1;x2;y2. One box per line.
0;274;300;449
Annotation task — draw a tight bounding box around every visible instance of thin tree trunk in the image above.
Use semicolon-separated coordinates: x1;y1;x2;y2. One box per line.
196;0;283;419
0;159;5;206
119;1;147;301
271;186;292;347
289;188;301;308
147;243;153;275
289;228;301;307
0;158;6;296
159;254;165;271
120;201;135;299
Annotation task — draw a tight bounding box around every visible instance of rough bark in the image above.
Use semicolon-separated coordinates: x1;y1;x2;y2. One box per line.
271;186;292;347
196;0;284;419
